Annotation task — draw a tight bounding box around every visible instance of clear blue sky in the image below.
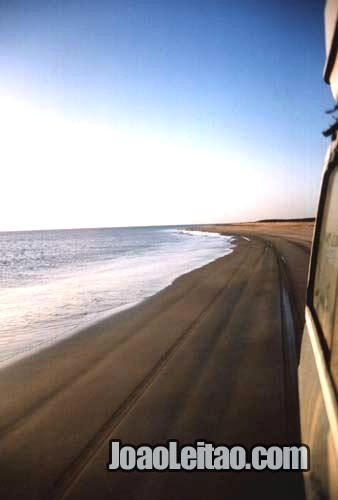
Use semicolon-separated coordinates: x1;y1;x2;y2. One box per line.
0;0;334;230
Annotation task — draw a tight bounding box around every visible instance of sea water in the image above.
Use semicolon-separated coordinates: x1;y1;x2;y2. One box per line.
0;226;235;363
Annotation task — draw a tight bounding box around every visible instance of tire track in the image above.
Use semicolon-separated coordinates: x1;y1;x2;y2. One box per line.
48;245;266;500
269;241;301;441
0;240;243;440
229;233;303;441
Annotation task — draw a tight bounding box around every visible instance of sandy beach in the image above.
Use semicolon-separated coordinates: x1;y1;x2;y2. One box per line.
196;220;314;244
0;221;313;499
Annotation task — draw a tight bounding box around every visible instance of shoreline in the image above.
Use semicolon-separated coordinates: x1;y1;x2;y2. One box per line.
0;231;236;369
190;220;314;243
0;225;311;499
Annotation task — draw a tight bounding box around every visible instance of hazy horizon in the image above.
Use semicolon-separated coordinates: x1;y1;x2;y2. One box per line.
0;216;316;235
1;0;333;232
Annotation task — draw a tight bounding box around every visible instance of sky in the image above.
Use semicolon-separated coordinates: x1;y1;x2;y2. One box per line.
0;0;334;231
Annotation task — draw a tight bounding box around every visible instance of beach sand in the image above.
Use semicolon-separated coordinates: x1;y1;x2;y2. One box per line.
196;220;314;243
0;221;313;499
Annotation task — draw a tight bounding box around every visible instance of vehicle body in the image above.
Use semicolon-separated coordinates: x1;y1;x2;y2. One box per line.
298;1;338;497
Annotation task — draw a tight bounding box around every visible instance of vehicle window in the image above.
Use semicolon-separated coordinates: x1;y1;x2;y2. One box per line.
313;166;338;350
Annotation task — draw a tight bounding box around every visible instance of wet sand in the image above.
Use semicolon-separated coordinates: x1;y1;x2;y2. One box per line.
0;222;313;499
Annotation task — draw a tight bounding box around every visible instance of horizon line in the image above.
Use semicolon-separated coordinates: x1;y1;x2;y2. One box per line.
0;216;316;234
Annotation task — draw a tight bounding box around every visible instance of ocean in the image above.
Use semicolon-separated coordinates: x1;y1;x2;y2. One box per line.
0;226;235;364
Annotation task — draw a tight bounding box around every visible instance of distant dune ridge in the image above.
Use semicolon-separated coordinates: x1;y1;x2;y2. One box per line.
256;217;315;223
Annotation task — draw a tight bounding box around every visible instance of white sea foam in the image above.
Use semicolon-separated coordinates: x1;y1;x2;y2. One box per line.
174;229;228;239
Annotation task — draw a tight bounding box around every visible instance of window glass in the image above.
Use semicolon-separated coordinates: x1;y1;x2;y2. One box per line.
313;167;338;350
